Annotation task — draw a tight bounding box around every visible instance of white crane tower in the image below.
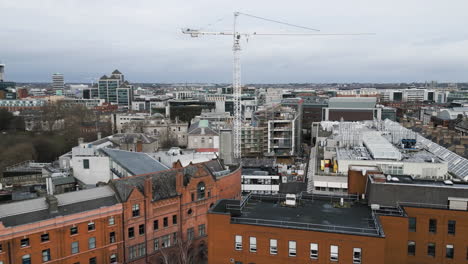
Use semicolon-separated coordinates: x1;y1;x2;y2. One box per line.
182;12;372;163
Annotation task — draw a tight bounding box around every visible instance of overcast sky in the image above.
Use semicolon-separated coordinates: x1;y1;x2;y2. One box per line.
1;0;468;83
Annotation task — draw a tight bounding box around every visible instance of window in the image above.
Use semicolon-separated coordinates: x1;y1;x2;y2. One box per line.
249;237;257;253
446;245;454;259
132;204;140;217
408;241;416;256
191;193;194;201
163;217;168;227
197;182;206;199
20;238;29;247
83;159;89;169
71;241;79;254
187;227;194;240
0;243;2;252
153;220;159;230
409;217;416;232
161;235;171;248
110;254;117;263
70;226;78;235
428;243;436;257
208;191;211;198
110;232;116;243
88;237;96;249
187;209;193;215
448;220;456;235
89;257;96;264
235;235;242;250
88;222;95;231
129;243;146;260
270;239;278;255
42;249;51;262
108;216;115;225
429;219;437;233
310;243;318;259
22;254;31;264
353;248;362;264
199;224;206;237
173;215;177;225
330;245;339;261
139;224;145;235
289;241;296;257
154;238;159;251
173;232;178;244
41;233;50;242
128;227;135;238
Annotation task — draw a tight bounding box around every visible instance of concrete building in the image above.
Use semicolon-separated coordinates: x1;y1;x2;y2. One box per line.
52;73;64;92
323;97;381;121
309;120;468;194
0;63;4;82
111;160;241;264
60;136;168;186
0;186;124;264
187;120;220;151
241;125;267;157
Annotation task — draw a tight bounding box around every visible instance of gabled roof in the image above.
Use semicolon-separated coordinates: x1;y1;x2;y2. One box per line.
111;160;225;202
112;69;122;74
100;75;108;80
188;120;218;136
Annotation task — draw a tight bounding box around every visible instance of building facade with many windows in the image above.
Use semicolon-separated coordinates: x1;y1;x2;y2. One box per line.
111;159;241;264
0;186;124;264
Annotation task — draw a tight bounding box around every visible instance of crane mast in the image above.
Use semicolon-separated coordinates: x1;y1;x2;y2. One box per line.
232;12;242;160
182;12;373;164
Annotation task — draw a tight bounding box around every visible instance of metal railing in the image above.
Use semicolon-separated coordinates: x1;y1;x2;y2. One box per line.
230;217;380;236
397;201;450;210
0;174;45;184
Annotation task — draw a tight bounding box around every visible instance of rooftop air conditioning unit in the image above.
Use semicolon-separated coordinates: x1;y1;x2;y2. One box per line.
285;194;297;207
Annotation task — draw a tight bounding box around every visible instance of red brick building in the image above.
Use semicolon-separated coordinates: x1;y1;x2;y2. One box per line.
111;159;241;264
208;173;468;264
0;186;124;264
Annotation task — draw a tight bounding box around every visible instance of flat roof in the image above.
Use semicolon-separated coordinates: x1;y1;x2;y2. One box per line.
370;174;468;189
214;194;381;237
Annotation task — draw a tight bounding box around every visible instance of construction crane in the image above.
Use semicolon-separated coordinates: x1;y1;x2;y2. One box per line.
182;12;373;162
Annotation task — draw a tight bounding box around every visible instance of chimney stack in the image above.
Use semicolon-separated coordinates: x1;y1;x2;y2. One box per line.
78;137;84;145
97;132;102;140
46;195;59;214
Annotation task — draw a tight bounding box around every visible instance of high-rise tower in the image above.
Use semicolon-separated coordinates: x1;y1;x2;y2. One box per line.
0;63;5;82
52;73;64;91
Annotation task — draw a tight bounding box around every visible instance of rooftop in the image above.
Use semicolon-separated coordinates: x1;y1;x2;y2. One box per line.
100;148;169;176
0;186;117;227
213;194;382;237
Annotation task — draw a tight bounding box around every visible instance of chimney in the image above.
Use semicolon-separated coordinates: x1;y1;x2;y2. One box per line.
97;132;102;140
201;127;205;135
78;137;84;145
175;171;183;194
136;139;143;152
46;195;59;214
144;177;153;198
46;177;54;195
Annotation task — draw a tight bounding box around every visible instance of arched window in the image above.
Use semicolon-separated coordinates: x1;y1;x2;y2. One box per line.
197;182;206;200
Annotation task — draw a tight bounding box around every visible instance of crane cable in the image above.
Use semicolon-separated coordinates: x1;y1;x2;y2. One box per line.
237;12;320;32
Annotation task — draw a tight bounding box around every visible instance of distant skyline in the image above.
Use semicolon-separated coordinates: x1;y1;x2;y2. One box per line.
1;0;468;83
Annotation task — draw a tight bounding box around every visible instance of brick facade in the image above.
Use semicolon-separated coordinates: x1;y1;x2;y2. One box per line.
114;160;241;264
0;205;123;264
208;204;468;264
